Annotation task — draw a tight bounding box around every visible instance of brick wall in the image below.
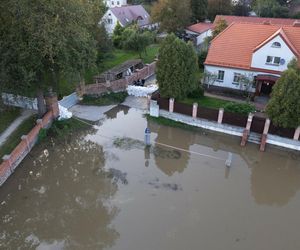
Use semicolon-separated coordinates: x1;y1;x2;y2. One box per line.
0;96;59;186
84;62;156;96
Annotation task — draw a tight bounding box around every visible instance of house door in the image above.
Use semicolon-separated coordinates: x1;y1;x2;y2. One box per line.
260;81;273;95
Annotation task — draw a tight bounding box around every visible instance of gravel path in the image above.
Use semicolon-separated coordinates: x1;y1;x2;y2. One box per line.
0;109;35;147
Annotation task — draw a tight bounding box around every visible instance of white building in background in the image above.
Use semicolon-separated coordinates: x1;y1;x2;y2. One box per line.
104;0;127;8
101;5;154;35
204;21;300;96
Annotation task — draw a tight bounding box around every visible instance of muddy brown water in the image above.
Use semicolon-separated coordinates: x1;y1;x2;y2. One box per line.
1;105;300;250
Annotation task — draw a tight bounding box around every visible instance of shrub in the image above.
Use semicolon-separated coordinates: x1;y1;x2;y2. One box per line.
224;102;255;115
187;85;204;99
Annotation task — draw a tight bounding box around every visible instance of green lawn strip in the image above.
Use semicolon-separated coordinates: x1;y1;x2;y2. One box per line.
0;107;21;134
181;96;255;115
0;115;36;162
146;114;204;132
182;96;231;109
80;92;128;106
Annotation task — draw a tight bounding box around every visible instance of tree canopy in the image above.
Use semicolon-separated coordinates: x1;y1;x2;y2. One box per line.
266;59;300;128
208;0;232;21
151;0;191;32
156;34;198;99
0;0;105;115
212;19;228;39
191;0;208;22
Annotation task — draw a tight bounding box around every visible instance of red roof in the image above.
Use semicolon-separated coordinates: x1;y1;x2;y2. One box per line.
205;23;300;71
186;22;213;34
213;15;300;27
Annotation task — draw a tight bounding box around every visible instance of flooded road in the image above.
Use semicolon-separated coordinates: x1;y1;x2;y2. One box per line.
1;105;300;250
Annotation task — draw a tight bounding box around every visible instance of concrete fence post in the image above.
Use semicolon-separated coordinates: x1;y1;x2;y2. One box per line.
147;94;151;110
293;126;300;141
21;135;30;152
169;98;174;113
241;113;254;147
260;118;271;151
218;108;224;124
2;155;13;174
192;103;198;118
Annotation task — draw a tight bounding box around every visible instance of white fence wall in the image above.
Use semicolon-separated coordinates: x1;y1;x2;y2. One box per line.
2;93;38;110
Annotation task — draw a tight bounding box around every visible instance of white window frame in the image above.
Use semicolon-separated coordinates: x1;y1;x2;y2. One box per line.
233;73;241;85
217;70;225;82
266;56;281;66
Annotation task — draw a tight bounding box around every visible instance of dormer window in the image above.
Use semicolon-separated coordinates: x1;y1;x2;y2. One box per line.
272;42;281;48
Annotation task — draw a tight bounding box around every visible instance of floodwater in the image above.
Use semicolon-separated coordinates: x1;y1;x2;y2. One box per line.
1;105;300;250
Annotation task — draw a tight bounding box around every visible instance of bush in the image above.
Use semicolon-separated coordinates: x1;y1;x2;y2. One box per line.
224;102;255;115
198;50;208;70
81;92;128;106
187;85;204;99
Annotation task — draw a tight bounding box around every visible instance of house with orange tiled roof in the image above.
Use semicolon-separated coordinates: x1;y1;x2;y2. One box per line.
185;22;213;48
204;21;300;96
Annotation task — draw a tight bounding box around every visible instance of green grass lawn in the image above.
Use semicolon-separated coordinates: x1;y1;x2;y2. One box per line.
182;96;232;109
0;107;21;134
0;115;36;162
80;92;128;106
85;44;160;84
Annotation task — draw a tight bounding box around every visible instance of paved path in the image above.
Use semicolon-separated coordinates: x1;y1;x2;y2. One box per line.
122;96;148;110
0;109;35;147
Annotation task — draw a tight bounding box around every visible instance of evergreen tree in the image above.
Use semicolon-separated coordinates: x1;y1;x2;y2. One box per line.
157;34;198;99
191;0;208;22
207;0;232;21
266;60;300;128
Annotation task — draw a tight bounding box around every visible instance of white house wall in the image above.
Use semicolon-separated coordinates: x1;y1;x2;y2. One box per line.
204;65;280;92
251;35;295;72
101;10;121;35
104;0;127;8
196;29;212;45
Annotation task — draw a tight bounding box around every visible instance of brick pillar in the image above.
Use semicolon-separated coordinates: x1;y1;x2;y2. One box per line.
45;91;59;118
260;118;270;152
192;103;198;118
241;113;254;146
21;135;30;152
2;155;13;174
169;98;174;113
293;127;300;140
218;108;224;124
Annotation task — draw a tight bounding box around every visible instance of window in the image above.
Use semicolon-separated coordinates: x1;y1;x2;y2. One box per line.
217;70;224;81
266;56;281;65
117;1;120;5
272;42;281;48
112;1;114;5
233;73;241;84
107;18;113;24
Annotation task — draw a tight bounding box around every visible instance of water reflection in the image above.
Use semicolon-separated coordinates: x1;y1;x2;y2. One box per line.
148;118;300;206
105;105;130;120
251;153;300;206
148;121;191;176
0;131;119;249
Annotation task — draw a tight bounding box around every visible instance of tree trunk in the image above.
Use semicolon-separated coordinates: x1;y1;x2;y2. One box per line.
37;89;46;118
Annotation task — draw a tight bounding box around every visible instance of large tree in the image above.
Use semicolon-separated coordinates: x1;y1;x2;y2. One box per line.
207;0;232;21
212;18;228;39
191;0;208;22
151;0;191;33
156;34;198;99
0;0;104;117
266;60;300;128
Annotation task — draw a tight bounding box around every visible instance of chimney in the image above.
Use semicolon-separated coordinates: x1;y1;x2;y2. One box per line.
263;20;271;25
293;21;300;27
